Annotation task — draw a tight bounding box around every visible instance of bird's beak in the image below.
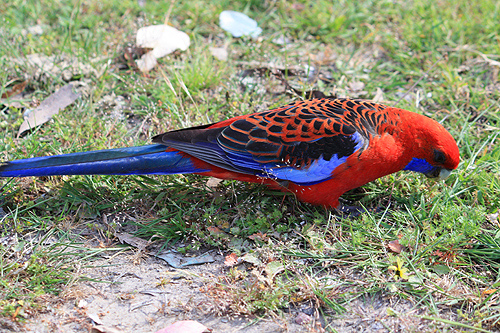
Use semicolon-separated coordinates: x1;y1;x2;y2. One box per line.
438;168;452;180
425;167;452;180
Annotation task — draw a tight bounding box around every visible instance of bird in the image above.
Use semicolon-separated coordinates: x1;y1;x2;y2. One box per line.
0;98;460;209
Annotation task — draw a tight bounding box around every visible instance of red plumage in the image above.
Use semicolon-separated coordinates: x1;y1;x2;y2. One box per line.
1;98;460;208
155;98;460;208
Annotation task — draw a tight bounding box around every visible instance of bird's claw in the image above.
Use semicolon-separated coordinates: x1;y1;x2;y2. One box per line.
335;202;385;218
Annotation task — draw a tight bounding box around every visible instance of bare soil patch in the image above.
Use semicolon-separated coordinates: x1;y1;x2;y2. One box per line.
0;250;458;333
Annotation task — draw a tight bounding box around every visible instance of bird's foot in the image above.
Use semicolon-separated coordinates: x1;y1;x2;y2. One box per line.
335;200;386;218
335;205;365;218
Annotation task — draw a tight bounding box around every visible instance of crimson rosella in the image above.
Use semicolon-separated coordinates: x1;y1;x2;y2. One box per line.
0;98;460;208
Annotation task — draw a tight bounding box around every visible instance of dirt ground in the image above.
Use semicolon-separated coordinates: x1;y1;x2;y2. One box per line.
0;249;457;333
17;252;312;333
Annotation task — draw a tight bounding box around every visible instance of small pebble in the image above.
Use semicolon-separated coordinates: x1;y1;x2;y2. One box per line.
295;312;311;325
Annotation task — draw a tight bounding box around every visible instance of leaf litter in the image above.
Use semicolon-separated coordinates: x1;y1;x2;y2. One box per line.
156;251;216;268
17;83;80;137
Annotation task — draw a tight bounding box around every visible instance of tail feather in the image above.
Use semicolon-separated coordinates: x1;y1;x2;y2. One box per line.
0;144;206;177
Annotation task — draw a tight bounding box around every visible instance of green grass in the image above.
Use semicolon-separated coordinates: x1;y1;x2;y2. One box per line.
0;0;499;330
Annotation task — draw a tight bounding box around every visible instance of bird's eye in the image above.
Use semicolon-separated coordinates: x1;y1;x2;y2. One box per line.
434;149;446;164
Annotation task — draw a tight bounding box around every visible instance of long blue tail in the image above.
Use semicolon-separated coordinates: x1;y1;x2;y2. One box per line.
0;144;207;177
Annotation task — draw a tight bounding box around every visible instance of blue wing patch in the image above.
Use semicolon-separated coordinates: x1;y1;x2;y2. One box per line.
254;131;365;185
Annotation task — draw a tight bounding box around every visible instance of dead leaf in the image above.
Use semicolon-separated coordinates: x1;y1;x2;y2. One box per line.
17;83;80;137
433;249;457;264
114;232;151;251
248;232;268;242
224;253;239;267
1;81;28;99
482;288;498;296
155;320;210;333
240;253;262;266
156;251;215;268
88;313;103;325
387;240;402;254
206;226;225;236
265;261;284;279
206;177;223;188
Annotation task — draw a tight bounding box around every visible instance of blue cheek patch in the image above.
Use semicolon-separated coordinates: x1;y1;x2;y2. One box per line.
403;157;435;174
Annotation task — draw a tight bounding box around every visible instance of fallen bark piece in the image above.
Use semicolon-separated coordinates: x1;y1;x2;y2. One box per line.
17;83;80;137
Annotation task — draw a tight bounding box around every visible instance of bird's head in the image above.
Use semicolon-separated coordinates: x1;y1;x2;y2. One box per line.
397;109;460;180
